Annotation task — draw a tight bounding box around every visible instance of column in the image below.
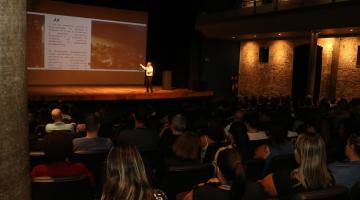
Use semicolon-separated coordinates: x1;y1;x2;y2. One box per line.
0;0;30;200
307;31;319;98
328;38;340;100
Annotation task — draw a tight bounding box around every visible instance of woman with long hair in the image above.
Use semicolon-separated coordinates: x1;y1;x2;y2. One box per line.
183;147;265;200
101;144;166;200
260;133;333;199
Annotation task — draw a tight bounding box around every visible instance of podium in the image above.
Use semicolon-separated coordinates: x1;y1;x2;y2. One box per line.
162;70;172;90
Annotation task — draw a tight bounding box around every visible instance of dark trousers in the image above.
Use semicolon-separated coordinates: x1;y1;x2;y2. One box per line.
145;76;153;92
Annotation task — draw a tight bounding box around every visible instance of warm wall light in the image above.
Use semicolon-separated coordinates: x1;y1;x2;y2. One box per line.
277;33;282;36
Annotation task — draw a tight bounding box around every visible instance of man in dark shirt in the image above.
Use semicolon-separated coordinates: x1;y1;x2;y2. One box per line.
116;110;159;152
73;114;113;152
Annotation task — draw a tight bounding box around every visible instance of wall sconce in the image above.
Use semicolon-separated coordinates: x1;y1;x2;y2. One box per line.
259;47;269;63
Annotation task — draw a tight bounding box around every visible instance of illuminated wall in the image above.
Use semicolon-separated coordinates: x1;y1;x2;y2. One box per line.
239;39;307;97
239;37;360;99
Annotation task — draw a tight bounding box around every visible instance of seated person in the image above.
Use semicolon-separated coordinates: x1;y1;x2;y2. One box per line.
228;121;252;160
329;131;360;189
116;109;159;152
199;118;227;163
254;123;294;175
160;114;187;156
165;131;200;167
183;147;265;200
244;112;268;141
45;108;74;133
72;114;113;152
31;131;94;185
260;133;333;199
101;144;167;200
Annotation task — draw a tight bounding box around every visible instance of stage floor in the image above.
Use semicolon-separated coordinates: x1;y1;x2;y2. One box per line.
28;86;213;101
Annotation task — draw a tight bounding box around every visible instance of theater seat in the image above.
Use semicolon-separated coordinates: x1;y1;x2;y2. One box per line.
32;176;93;200
71;151;108;198
30;151;46;169
265;154;297;175
162;163;214;200
244;159;264;181
292;185;349;200
350;181;360;200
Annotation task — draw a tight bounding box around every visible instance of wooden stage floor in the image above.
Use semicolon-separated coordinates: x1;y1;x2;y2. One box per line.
28;86;213;101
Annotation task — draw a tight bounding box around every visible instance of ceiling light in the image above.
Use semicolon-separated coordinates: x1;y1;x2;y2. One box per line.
232;36;236;39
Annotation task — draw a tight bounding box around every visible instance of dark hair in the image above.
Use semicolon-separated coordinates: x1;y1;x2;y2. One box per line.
85;114;100;132
267;123;288;145
216;148;246;200
133;107;147;123
206;118;225;142
349;132;360;156
243;112;260;129
42;131;73;162
229;121;248;151
173;132;199;160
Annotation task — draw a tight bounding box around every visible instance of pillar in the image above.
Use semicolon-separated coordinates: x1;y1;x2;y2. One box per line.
329;38;340;101
0;0;30;200
307;31;319;98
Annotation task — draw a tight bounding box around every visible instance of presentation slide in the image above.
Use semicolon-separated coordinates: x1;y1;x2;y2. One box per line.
27;12;147;71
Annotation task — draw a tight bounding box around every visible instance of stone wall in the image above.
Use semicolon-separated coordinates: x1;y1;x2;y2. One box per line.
239;39;307;97
239;37;360;100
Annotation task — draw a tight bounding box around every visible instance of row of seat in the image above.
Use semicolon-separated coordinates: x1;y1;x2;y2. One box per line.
30;151;359;200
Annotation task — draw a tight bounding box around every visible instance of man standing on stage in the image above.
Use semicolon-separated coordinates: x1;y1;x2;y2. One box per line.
140;61;154;93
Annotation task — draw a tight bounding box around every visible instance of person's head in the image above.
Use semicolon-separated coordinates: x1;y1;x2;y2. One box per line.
213;147;246;200
43;131;73;162
173;132;200;160
293;133;333;189
267;123;288;145
51;108;63;122
171;114;187;132
85;114;100;133
345;132;360;161
101;144;152;200
233;109;244;122
228;121;247;147
132;107;147;128
146;62;152;67
243;112;260;130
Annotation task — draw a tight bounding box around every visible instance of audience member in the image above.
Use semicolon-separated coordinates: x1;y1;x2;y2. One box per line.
183;147;265;200
160;114;187;156
243;112;268;141
73;114;113;152
228;121;252;160
165;132;200;167
31;132;94;184
199;118;227;163
260;133;333;199
101;144;167;200
329;132;360;189
254;123;293;175
116;109;159;152
45;108;74;133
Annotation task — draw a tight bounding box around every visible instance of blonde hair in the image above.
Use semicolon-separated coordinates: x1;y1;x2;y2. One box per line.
292;134;333;190
101;145;153;200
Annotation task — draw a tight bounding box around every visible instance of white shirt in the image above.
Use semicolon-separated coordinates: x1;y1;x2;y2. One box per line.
141;65;153;76
247;131;269;141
